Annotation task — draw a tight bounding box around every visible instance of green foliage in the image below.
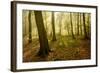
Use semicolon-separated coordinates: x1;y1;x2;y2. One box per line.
22;10;91;62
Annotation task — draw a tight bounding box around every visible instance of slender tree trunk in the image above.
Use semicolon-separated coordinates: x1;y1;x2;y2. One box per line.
34;11;50;57
67;23;70;36
59;24;62;36
80;13;83;36
87;14;91;37
28;10;32;43
77;13;79;35
70;12;75;39
87;14;89;36
83;13;88;39
66;14;70;36
58;14;62;36
52;12;56;41
25;16;27;36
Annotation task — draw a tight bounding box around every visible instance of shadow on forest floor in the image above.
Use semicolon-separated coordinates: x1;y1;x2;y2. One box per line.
23;36;91;62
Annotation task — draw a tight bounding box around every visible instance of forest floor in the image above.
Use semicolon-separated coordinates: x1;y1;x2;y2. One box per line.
23;36;91;62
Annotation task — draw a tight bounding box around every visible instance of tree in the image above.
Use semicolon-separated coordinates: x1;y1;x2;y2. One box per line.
23;11;27;37
79;13;83;36
52;12;56;41
44;12;48;32
28;10;32;43
87;14;91;37
34;11;50;57
83;13;88;39
77;13;79;35
65;13;70;36
66;23;70;35
65;20;70;36
57;13;63;36
70;12;75;39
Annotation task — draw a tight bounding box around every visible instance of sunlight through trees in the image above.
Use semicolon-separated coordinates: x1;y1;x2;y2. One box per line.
22;10;91;62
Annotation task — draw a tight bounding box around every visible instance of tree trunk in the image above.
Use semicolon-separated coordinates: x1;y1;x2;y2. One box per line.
77;13;79;35
44;12;48;32
52;12;56;41
83;13;88;39
34;11;50;57
66;23;70;36
28;10;32;43
70;12;75;39
80;13;83;36
65;14;70;36
87;14;91;37
58;14;62;36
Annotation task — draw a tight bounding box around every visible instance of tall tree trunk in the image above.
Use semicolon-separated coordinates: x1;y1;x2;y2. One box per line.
66;14;70;36
80;13;83;36
28;10;32;43
34;11;50;57
77;13;79;35
87;14;91;37
70;12;75;39
83;13;88;39
25;16;27;36
59;24;62;36
58;14;62;36
52;12;56;41
66;23;70;36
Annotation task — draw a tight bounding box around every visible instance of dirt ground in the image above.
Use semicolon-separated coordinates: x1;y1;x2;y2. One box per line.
23;36;91;62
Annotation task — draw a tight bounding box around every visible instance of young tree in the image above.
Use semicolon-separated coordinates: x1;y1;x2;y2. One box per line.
58;13;63;36
79;13;83;36
34;11;50;57
70;12;75;39
65;21;70;36
28;10;32;43
83;13;88;39
87;14;91;37
77;13;79;35
23;11;27;37
66;23;70;35
52;12;56;41
65;13;70;36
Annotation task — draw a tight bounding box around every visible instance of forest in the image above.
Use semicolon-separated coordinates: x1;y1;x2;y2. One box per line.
22;10;91;62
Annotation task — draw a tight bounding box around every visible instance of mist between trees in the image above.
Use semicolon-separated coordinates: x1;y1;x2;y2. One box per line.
22;10;91;62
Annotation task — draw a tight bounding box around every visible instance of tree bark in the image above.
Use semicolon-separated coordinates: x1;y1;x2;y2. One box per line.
83;13;88;39
34;11;50;57
66;23;70;35
80;13;83;36
58;13;63;36
77;13;79;35
70;12;75;39
87;14;91;37
28;10;32;43
52;12;56;41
